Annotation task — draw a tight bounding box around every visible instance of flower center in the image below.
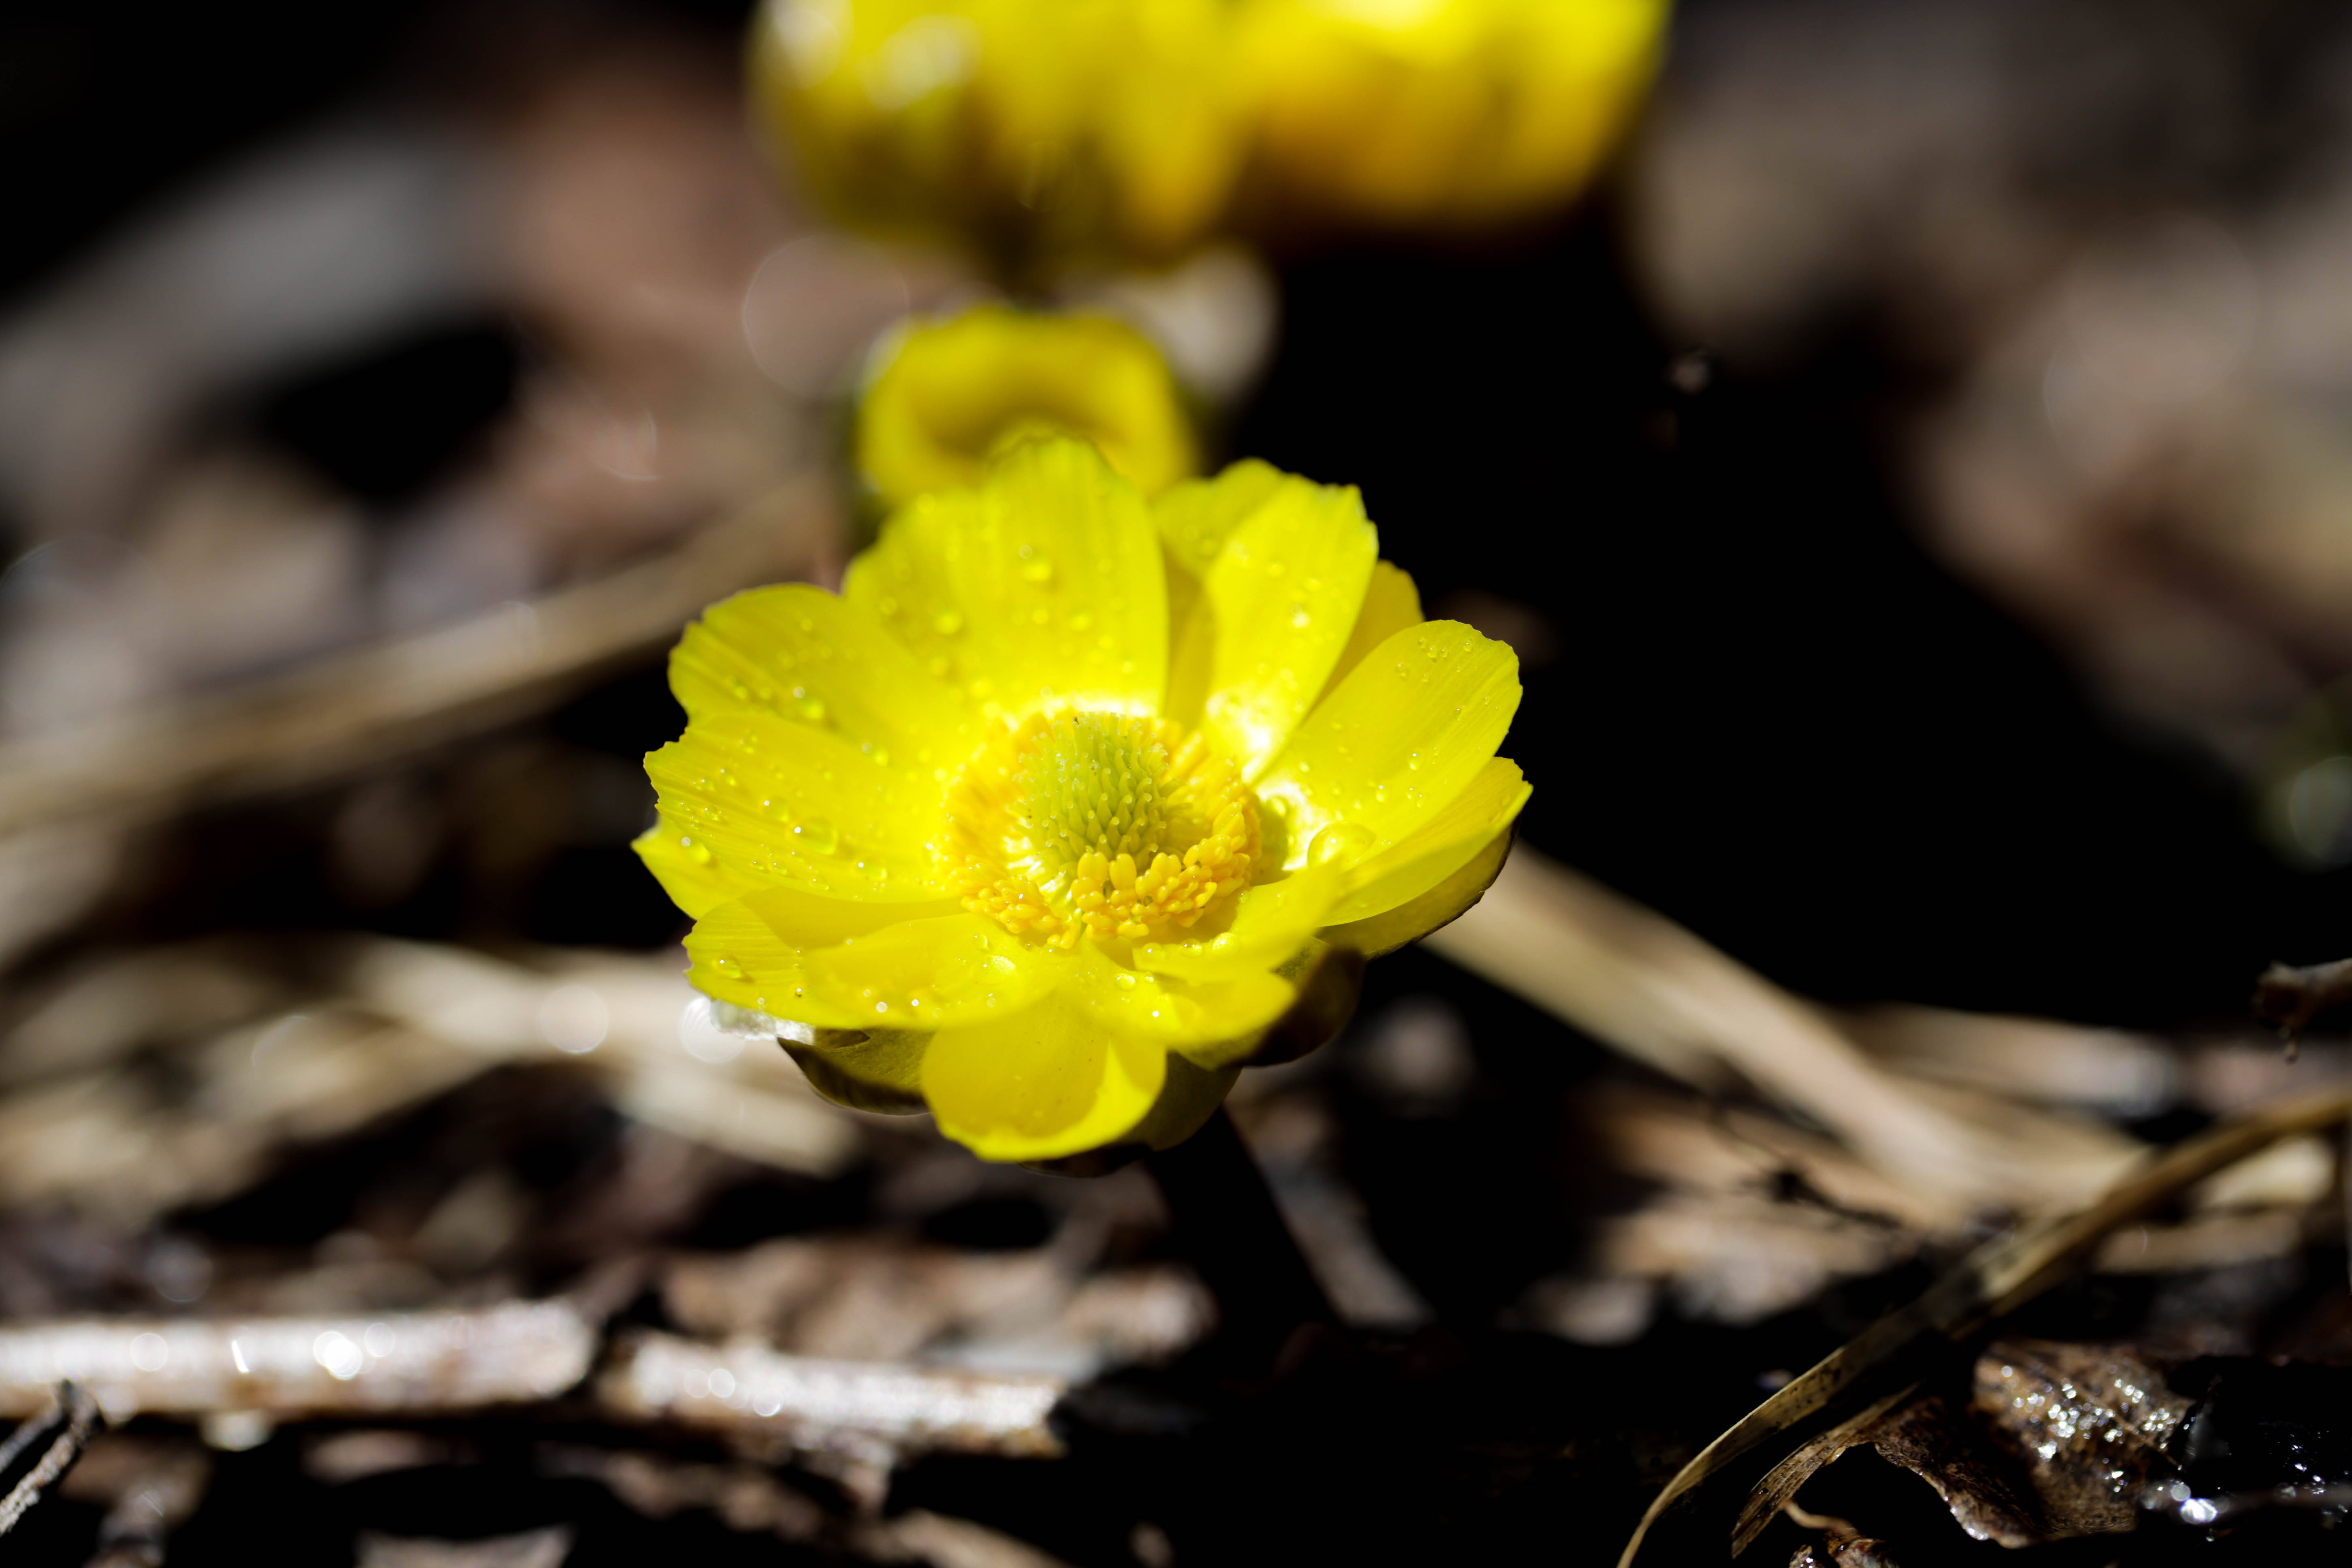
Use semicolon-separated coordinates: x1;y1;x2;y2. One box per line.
946;710;1259;947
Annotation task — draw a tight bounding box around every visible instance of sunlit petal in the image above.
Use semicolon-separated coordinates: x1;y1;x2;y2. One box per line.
846;439;1168;717
1165;470;1377;774
1323;757;1530;926
685;898;1057;1030
1315;558;1423;705
1323;823;1516;959
1256;620;1520;868
1065;946;1296;1060
643;712;956;905
1131;863;1347;983
671;583;978;774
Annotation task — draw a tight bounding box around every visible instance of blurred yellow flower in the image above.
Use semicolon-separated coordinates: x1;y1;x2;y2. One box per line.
750;0;1249;268
637;438;1526;1163
1243;0;1671;230
750;0;1670;265
855;307;1199;514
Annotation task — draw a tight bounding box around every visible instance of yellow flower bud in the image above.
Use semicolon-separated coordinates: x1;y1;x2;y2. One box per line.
854;307;1200;515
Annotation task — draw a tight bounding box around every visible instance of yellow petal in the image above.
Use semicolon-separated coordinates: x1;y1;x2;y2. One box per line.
1155;460;1293;722
1315;559;1423;705
634;818;763;924
1155;458;1291;582
1168;472;1378;774
845;438;1168;717
1130;862;1346;982
1256;620;1520;868
1065;946;1297;1061
643;712;954;905
684;898;1055;1031
921;989;1169;1162
1321;758;1530;926
670;582;978;778
1323;821;1516;959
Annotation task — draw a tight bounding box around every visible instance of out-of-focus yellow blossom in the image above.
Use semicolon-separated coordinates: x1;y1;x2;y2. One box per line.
750;0;1669;264
750;0;1250;268
855;307;1199;514
1242;0;1671;229
637;437;1526;1163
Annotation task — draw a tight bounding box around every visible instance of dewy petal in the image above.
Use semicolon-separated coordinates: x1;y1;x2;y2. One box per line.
844;438;1168;717
1315;559;1423;706
1155;460;1291;590
671;583;979;784
1323;820;1516;959
684;898;1057;1031
1156;460;1291;722
635;817;766;924
1129;862;1348;983
1321;757;1530;927
1155;462;1376;759
1172;475;1377;776
1064;946;1297;1061
643;712;956;906
1255;620;1521;869
921;989;1169;1162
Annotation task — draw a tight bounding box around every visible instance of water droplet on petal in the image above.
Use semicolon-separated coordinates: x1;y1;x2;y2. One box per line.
1308;821;1376;867
797;819;840;855
933;609;965;636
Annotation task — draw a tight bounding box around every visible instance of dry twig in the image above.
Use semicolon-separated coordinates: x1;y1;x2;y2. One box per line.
0;937;859;1225
0;477;837;839
1615;1083;2352;1565
2253;956;2352;1045
0;1382;102;1539
1427;849;2146;1219
0;1303;597;1422
597;1331;1067;1465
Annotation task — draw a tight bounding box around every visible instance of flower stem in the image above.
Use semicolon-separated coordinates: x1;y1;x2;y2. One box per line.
1144;1107;1334;1367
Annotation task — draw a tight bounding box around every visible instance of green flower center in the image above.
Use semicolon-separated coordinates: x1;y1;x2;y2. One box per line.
1015;712;1170;871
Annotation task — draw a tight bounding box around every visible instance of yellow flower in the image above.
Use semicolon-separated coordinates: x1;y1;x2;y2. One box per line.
637;437;1527;1163
1241;0;1671;230
854;307;1200;515
750;0;1250;268
750;0;1670;267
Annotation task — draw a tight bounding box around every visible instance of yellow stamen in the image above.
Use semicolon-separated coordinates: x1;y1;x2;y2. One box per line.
946;710;1259;948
